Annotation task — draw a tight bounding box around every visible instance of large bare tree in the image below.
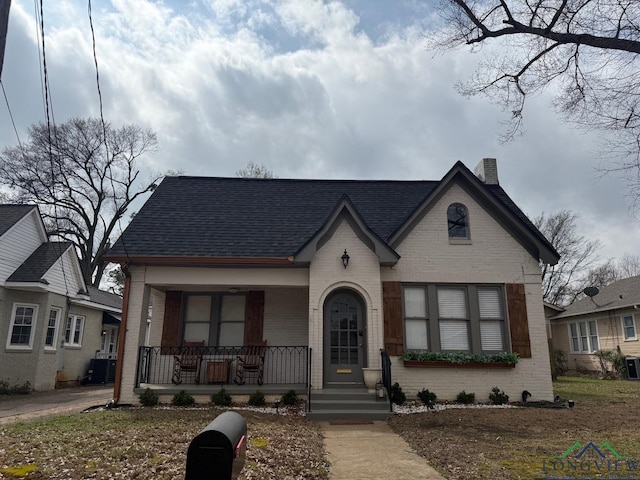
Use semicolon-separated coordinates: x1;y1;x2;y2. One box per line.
0;117;162;286
434;1;640;193
535;210;607;305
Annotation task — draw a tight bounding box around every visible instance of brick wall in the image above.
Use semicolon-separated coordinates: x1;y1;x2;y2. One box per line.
308;218;384;388
382;183;554;401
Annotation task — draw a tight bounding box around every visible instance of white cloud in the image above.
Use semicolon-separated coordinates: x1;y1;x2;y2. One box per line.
1;0;639;263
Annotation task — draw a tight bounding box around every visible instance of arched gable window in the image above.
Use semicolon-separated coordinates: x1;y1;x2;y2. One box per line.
447;203;469;239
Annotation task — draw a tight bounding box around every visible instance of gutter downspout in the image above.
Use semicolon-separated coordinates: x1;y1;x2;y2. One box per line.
112;264;131;405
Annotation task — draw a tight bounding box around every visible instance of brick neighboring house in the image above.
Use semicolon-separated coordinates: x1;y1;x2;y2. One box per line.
0;205;122;390
549;276;640;373
105;159;559;405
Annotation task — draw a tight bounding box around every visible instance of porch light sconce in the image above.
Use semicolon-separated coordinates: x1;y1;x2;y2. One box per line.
341;249;350;269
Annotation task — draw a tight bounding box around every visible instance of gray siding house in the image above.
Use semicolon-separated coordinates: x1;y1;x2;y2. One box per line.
0;205;122;390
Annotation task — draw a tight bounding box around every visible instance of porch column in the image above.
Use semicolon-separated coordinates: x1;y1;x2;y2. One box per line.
118;266;151;404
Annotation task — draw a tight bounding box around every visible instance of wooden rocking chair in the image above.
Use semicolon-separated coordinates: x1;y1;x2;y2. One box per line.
233;342;267;385
172;341;204;385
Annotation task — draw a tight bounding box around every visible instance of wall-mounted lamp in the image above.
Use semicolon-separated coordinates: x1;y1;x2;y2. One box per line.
341;249;350;269
101;330;107;336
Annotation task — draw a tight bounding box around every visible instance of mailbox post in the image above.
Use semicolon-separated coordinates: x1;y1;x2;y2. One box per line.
185;411;247;480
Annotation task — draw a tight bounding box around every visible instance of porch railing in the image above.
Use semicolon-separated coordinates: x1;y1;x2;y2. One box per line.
136;345;309;387
381;349;393;412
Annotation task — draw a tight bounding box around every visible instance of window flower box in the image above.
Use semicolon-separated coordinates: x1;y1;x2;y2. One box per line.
403;360;516;368
401;352;518;368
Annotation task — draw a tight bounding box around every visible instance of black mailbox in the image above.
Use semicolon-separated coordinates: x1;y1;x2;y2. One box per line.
185;411;247;480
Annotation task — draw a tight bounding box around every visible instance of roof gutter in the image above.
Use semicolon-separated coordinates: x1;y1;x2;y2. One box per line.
68;298;122;314
102;255;296;266
112;264;131;405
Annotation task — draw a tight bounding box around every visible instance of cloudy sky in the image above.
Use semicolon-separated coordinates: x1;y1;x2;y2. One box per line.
1;0;638;263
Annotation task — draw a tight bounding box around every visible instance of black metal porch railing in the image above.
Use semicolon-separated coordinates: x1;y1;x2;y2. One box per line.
380;349;393;412
307;347;312;412
136;345;309;387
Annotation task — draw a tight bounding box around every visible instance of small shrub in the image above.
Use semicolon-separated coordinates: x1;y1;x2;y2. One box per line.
248;390;266;407
0;380;32;395
139;388;159;406
390;382;406;405
281;389;298;406
417;388;437;405
172;390;195;406
489;386;509;405
211;388;232;406
456;390;475;404
594;349;627;378
553;349;568;375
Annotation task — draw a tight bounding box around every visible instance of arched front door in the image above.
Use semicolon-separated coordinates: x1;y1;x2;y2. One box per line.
323;290;366;385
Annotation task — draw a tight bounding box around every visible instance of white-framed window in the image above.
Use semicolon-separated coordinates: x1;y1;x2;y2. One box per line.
447;203;470;239
184;295;212;343
65;315;85;347
218;295;245;347
478;287;505;351
403;286;428;350
181;293;247;347
569;320;599;353
6;303;39;349
403;284;507;353
622;314;637;341
100;325;118;358
44;307;61;350
438;287;470;350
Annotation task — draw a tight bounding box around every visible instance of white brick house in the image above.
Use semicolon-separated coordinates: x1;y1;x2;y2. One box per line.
105;159;559;405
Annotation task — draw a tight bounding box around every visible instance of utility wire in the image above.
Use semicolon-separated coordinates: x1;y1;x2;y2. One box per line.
37;0;70;296
88;0;132;280
0;79;21;147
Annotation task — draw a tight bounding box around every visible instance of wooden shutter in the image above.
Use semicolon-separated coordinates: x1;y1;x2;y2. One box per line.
506;283;531;358
245;291;265;345
383;281;404;356
161;291;183;349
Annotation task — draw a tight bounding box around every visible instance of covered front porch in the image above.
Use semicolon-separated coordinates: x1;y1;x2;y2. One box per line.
135;345;310;389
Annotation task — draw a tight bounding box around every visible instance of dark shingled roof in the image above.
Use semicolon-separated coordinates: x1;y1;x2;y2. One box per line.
552;275;640;319
107;174;556;260
0;205;36;237
7;242;73;283
108;177;440;258
87;286;123;310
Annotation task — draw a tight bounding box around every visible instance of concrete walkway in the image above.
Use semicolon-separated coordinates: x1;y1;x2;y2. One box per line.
0;386;114;425
321;421;447;480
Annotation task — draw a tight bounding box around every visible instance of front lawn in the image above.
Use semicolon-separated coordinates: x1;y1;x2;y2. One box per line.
1;377;638;479
0;408;328;479
390;376;640;479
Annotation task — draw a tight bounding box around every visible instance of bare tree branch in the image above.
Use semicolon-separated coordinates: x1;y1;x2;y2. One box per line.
436;0;640;200
0;117;164;286
534;209;604;305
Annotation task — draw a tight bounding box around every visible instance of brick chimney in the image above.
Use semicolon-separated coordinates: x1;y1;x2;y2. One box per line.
474;158;499;185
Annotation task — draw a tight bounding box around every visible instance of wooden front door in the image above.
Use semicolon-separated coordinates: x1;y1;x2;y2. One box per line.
323;291;366;385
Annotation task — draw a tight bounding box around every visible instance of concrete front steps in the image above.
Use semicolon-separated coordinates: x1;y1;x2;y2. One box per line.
306;388;393;421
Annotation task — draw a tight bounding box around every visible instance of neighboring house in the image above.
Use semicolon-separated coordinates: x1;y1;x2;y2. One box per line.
0;205;122;390
105;159;560;405
549;276;640;372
